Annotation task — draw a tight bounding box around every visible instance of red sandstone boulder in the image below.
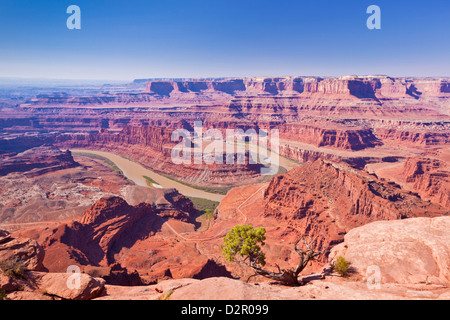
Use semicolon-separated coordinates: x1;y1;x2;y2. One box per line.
28;271;105;300
0;269;19;292
0;229;11;244
330;216;450;286
0;229;44;271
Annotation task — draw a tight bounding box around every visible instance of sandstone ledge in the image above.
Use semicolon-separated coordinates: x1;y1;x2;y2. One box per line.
95;276;449;300
329;216;450;286
96;216;450;300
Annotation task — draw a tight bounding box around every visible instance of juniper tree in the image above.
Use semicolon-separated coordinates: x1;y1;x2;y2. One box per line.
221;225;324;286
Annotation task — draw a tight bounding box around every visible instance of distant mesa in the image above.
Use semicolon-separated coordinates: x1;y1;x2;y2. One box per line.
0;145;80;177
142;76;450;100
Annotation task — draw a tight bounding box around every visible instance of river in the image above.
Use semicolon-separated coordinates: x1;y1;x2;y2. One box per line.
70;149;226;202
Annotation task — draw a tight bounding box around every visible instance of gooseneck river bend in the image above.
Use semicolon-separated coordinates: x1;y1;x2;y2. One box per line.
70;149;226;202
70;146;300;203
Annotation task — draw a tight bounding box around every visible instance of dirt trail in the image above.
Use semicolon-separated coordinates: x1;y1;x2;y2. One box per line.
164;184;268;242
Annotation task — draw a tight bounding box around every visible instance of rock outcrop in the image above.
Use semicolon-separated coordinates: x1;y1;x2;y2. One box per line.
28;271;106;300
253;161;446;271
40;192;231;284
402;157;450;207
42;195;186;270
264;160;447;233
204;159;449;282
0;145;79;177
83;264;143;286
97;272;449;300
375;128;449;146
0;153;132;226
329;216;450;286
278;123;382;150
0;229;44;271
96;215;450;300
1;269;106;300
0;229;105;300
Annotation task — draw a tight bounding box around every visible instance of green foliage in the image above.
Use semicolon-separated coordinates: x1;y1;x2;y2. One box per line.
0;288;10;300
189;197;219;231
160;173;232;195
157;289;173;300
333;256;350;277
143;175;161;188
120;155;134;162
221;225;266;267
0;257;26;279
72;152;124;176
202;209;215;219
188;197;220;215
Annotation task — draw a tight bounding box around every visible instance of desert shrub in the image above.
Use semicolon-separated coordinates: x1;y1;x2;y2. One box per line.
157;289;173;300
0;288;10;300
222;225;324;285
0;257;26;279
333;256;350;276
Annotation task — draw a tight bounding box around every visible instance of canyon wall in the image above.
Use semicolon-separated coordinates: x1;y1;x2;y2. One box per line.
278;123;382;150
54;124;265;188
144;76;450;100
41;192;231;284
263;160;448;254
402;157;450;207
375;128;449;146
0;145;79;177
1;74;448;194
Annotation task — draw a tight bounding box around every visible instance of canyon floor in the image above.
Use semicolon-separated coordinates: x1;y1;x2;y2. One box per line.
0;76;449;300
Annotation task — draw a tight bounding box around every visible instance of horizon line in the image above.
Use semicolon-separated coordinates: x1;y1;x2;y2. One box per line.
1;74;450;84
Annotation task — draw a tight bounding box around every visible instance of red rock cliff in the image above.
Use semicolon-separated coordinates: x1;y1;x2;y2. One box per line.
402;157;450;208
263;160;449;253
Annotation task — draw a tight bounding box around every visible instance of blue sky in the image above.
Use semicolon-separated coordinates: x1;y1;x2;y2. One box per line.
0;0;449;80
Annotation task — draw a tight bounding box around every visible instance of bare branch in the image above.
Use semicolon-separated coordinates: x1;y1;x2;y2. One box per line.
275;263;282;274
246;273;259;283
234;230;327;286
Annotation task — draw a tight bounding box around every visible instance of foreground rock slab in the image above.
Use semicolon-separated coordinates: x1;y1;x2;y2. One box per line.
96;216;450;300
96;276;449;300
28;271;105;300
330;216;450;286
0;229;44;271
